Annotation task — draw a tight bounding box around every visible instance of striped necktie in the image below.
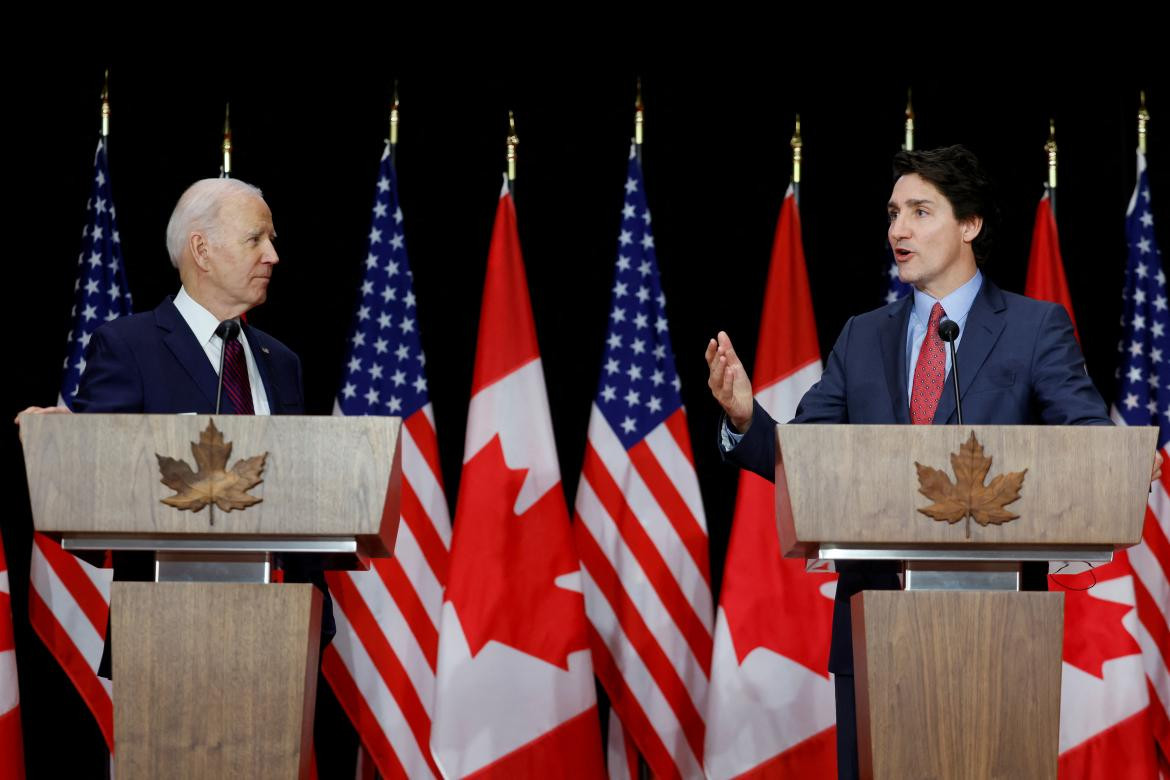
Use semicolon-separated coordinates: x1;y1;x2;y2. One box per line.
215;321;255;415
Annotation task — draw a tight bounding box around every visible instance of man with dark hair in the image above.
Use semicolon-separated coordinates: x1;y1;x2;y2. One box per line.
891;144;999;265
705;145;1138;778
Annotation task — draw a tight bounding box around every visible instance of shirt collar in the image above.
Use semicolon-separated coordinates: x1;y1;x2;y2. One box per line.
911;269;983;327
174;286;235;346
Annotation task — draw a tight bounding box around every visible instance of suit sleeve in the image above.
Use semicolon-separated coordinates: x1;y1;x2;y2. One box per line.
71;326;145;412
719;317;853;482
1030;304;1112;426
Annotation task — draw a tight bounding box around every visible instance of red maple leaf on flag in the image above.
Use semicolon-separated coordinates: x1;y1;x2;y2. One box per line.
722;472;835;676
446;435;588;670
1062;588;1143;679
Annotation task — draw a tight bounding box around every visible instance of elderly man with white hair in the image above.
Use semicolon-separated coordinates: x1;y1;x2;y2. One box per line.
20;178;331;677
71;177;299;414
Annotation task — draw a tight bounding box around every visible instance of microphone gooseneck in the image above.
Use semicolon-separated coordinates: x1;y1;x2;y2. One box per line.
937;319;962;425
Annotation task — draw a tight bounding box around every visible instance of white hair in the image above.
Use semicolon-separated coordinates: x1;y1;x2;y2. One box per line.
165;178;264;268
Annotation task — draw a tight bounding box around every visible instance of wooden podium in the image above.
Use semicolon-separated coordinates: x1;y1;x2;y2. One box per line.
20;414;402;779
773;424;1156;780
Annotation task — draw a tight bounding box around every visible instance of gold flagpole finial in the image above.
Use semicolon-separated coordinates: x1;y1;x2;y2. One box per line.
903;89;915;151
221;102;233;177
1138;90;1150;155
635;77;644;148
506;111;519;182
390;80;400;149
100;68;110;138
1045;118;1058;190
790;114;803;185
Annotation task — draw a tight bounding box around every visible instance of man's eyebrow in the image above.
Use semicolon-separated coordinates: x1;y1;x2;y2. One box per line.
888;198;935;209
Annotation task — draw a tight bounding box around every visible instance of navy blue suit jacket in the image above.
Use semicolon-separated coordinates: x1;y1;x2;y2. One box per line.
75;297;333;675
724;279;1111;674
73;296;303;415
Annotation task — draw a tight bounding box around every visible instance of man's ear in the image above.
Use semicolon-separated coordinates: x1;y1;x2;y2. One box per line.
961;215;984;244
189;232;211;271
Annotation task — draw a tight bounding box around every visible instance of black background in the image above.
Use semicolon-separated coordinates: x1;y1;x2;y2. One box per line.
4;56;1168;775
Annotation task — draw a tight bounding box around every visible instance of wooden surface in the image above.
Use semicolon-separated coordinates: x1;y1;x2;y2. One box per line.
20;414;401;556
111;582;321;780
852;590;1063;780
774;425;1156;555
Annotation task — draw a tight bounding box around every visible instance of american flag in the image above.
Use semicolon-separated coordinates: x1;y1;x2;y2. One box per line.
1110;149;1170;764
323;142;450;779
574;144;713;778
28;137;129;751
61;138;133;407
885;246;911;304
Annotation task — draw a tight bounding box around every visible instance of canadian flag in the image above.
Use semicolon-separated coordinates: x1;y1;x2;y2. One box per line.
430;179;604;778
705;185;838;778
1024;191;1079;342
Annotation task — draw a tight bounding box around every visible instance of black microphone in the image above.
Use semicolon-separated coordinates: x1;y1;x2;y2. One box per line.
214;320;241;414
937;319;962;425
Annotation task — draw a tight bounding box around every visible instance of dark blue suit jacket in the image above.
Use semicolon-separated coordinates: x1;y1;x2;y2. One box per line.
724;279;1111;674
75;296;333;676
73;296;303;415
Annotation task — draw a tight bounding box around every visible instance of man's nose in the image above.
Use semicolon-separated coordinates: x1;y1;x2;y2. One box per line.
889;214;910;239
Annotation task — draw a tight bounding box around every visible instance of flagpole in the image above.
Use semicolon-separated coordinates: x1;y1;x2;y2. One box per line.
221;102;232;178
389;80;400;168
1138;90;1149;156
634;77;644;165
903;89;915;151
100;69;110;139
790;114;802;207
1045;118;1058;218
506;110;518;194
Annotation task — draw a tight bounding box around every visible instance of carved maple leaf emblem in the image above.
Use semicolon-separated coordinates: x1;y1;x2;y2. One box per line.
915;431;1027;538
156;420;267;517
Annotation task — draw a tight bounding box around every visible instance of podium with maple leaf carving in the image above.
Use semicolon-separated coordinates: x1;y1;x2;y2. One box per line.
20;413;402;780
773;424;1156;780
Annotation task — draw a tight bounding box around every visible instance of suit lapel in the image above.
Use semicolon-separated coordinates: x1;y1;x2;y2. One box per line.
155;297;220;409
933;279;1007;424
879;296;913;424
242;323;280;411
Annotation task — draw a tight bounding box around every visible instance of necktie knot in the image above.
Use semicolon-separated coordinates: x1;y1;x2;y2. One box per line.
927;302;946;330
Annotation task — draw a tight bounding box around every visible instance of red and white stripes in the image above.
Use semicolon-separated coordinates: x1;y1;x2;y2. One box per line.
1133;464;1170;753
323;404;450;779
576;406;712;779
27;532;113;749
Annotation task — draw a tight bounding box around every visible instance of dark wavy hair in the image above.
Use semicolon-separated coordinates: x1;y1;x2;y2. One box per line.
892;145;999;264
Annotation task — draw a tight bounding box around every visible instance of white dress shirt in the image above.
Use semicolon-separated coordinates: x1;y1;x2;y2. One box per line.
173;287;271;415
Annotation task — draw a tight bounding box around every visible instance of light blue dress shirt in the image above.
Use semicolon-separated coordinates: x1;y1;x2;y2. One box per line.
905;269;983;391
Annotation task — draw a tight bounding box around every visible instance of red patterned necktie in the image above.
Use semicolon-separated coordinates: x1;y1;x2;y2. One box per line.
218;323;255;415
910;302;946;425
